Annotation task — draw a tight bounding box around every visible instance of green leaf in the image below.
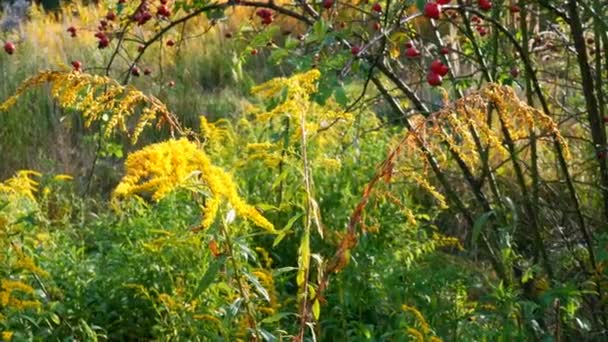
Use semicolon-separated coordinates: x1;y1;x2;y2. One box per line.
245;272;270;302
190;256;225;300
296;230;310;287
273;213;302;247
261;312;292;324
416;0;426;12
472;211;493;250
334;86;348;107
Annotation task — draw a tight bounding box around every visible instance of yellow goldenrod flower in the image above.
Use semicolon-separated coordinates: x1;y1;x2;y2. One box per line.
113;139;275;232
2;331;13;341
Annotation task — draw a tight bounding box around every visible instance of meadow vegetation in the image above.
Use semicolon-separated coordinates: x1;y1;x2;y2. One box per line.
1;0;608;340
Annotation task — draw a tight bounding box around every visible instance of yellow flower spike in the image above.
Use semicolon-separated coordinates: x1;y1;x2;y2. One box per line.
1;71;176;144
113;139;275;233
2;331;13;341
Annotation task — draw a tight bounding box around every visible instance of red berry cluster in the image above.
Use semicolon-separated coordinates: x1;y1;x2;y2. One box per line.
256;9;273;25
427;60;449;86
471;16;488;36
95;31;110;49
133;2;153;26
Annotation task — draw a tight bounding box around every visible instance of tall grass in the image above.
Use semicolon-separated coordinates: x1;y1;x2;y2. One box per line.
0;2;280;178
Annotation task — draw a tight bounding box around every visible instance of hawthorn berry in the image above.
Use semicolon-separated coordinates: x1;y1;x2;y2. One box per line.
430;59;449;76
510;67;520;77
71;60;82;71
67;26;77;37
351;45;362;55
437;0;450;3
323;0;334;9
371;3;382;12
424;2;441;20
106;11;117;21
98;35;110;49
157;5;171;17
478;0;492;11
256;9;273;25
509;5;520;13
166;39;175;47
131;66;140;77
405;47;421;58
144;68;152;75
427;72;442;86
440;46;450;55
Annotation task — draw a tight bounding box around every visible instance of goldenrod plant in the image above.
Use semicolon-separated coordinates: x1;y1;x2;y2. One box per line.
2;0;608;339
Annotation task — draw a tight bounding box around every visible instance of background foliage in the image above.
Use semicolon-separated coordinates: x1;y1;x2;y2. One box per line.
1;0;608;340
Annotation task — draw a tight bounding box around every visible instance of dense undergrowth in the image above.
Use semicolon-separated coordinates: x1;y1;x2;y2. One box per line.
2;0;608;341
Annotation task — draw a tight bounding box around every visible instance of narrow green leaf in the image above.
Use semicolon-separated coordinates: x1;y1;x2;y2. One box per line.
190;256;225;300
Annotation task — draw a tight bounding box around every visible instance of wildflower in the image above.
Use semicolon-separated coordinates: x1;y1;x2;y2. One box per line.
2;331;13;341
113;139;275;232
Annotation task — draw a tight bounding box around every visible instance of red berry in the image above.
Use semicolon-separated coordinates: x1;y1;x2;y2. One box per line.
251;48;258;55
427;72;442;86
67;26;77;37
106;11;116;21
430;59;449;76
477;26;488;36
371;2;382;12
166;39;175;46
131;66;140;77
509;5;520;13
405;41;413;48
373;22;381;30
424;2;441;20
256;9;272;18
160;0;168;4
440;46;450;55
510;67;519;77
157;5;171;17
138;45;145;52
351;45;361;55
478;0;492;11
471;16;480;23
322;0;334;9
143;68;151;75
98;36;110;49
261;16;273;25
405;47;421;58
437;0;450;3
3;42;15;55
71;60;82;71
